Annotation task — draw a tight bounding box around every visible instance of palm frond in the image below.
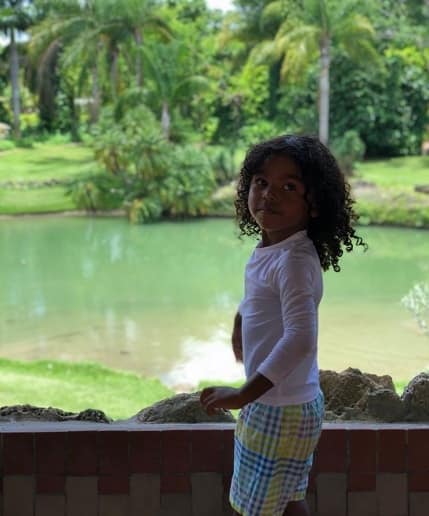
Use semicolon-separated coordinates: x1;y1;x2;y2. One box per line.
248;40;279;65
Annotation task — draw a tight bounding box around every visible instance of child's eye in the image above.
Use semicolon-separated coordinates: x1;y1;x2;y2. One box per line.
253;177;266;186
283;183;296;191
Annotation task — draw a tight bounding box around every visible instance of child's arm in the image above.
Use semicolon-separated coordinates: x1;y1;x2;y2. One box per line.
232;311;243;362
200;372;273;415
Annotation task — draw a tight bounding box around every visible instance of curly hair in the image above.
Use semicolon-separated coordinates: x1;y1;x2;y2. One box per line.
235;134;367;272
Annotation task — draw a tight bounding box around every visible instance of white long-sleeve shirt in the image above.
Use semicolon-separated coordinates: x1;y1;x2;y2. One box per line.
240;230;322;405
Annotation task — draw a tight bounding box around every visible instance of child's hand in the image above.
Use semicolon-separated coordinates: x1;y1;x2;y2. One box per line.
200;386;246;415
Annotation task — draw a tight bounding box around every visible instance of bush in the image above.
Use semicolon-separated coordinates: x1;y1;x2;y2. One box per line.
331;130;366;176
206;145;237;185
160;145;215;217
86;105;216;222
66;174;126;212
356;200;429;228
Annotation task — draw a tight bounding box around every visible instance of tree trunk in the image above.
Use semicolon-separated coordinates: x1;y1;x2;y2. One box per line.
161;101;170;140
134;28;143;88
90;62;100;124
318;38;330;145
9;28;21;139
110;45;119;98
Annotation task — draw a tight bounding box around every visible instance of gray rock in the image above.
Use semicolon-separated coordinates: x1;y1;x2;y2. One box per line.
367;389;405;422
0;404;111;423
131;392;236;423
322;368;383;415
402;372;429;421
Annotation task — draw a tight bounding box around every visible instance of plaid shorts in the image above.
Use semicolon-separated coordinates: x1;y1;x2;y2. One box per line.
229;391;324;516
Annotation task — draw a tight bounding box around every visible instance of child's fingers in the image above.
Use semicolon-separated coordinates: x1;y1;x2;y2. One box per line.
199;387;214;404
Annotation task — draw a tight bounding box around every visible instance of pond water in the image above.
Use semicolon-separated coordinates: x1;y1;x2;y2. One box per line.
1;216;428;388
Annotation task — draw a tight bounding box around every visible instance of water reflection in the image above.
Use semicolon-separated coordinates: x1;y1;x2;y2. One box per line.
161;326;245;389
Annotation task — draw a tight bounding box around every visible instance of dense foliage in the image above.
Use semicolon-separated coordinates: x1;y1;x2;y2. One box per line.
0;0;428;219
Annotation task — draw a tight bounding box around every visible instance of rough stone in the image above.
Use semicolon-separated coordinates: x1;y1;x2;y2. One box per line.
321;368;387;415
0;404;111;423
367;388;406;422
131;392;236;423
402;372;429;421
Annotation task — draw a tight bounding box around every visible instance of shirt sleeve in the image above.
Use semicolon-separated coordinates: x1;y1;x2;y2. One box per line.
256;253;318;385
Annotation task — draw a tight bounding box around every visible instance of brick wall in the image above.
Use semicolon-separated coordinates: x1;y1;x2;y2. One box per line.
0;422;428;516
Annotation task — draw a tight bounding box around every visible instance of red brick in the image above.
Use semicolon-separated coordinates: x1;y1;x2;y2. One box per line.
129;431;161;473
191;431;222;472
67;432;97;475
36;475;65;493
223;431;234;474
162;431;190;474
349;430;376;472
408;430;429;472
314;429;347;472
3;433;34;474
160;474;191;493
409;473;429;492
348;472;376;491
98;475;129;494
98;432;129;475
378;429;406;472
35;433;66;474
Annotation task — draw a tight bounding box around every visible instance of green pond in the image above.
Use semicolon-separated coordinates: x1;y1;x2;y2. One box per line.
1;216;428;388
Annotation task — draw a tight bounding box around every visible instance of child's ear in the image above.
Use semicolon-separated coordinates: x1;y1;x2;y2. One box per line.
310;206;319;218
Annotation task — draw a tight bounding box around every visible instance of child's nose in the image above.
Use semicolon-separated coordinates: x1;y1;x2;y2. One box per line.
262;185;276;200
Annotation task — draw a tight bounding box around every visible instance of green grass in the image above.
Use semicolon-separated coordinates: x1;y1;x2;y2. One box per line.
0;187;77;214
0;358;174;421
0;142;98;182
0;142;100;215
355;156;429;190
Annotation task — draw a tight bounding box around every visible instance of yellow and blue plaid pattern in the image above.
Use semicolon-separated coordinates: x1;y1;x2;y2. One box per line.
230;392;324;516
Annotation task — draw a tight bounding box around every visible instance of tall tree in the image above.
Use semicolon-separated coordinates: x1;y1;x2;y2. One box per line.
0;0;34;138
248;0;378;144
30;0;171;125
142;40;209;140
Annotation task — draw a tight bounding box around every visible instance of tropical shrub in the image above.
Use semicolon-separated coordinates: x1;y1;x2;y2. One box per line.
331;130;366;176
77;104;216;221
66;174;126;212
206;145;237;185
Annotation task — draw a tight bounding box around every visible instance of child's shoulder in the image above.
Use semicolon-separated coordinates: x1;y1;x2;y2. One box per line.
278;238;318;266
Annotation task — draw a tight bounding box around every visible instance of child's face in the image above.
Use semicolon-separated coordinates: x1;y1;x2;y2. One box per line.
248;154;314;245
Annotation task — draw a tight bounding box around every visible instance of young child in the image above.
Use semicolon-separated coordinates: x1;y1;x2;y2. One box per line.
200;135;367;516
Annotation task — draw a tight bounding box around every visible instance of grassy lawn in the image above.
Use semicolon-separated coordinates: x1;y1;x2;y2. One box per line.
0;142;98;182
0;187;76;214
354;156;429;190
0;358;173;421
0;142;99;215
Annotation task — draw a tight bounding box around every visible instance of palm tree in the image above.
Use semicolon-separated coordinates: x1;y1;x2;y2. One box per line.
249;0;378;144
141;40;209;140
30;0;171;124
0;0;34;138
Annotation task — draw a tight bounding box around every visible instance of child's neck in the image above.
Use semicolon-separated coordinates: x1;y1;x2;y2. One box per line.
261;228;305;247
